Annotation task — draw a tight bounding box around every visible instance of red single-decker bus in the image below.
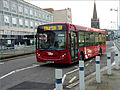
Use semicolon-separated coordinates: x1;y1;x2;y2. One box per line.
36;23;106;64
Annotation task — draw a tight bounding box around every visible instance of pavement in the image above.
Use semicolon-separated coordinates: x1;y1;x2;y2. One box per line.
74;41;120;90
74;65;120;90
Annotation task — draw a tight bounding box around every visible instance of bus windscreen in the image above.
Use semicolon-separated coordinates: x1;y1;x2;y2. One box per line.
37;24;67;51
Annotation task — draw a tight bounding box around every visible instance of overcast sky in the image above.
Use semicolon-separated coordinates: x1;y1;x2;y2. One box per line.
25;0;119;30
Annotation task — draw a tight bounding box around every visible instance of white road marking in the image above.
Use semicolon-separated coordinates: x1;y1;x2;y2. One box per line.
0;71;15;79
15;64;39;72
0;64;40;80
62;74;66;84
0;62;4;64
66;68;79;75
74;66;79;68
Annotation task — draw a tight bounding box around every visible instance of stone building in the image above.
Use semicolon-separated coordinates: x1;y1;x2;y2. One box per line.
0;0;53;45
44;8;72;23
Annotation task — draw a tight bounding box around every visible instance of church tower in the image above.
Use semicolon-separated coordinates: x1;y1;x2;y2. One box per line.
91;0;100;29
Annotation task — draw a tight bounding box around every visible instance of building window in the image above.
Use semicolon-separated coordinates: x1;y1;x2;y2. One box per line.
24;7;29;16
30;9;33;17
51;16;53;22
30;21;33;29
12;17;17;27
3;0;9;11
39;22;42;25
25;19;29;28
11;3;17;13
19;18;23;28
47;14;50;20
18;5;23;14
35;10;38;18
42;12;45;19
44;13;46;20
35;22;38;29
39;11;42;19
4;15;9;26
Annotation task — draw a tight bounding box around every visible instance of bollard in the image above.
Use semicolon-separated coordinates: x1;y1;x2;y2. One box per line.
115;51;119;70
55;69;63;90
96;56;101;83
107;52;111;75
79;61;85;90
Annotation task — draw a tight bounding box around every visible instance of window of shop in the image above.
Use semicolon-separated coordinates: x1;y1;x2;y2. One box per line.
18;5;23;14
19;18;23;28
24;7;29;16
25;19;29;28
4;15;9;26
30;21;33;29
12;17;17;27
30;9;33;17
35;10;38;18
35;22;38;29
11;3;17;13
3;0;9;11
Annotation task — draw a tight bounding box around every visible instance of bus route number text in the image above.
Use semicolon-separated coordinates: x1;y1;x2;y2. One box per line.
44;25;62;31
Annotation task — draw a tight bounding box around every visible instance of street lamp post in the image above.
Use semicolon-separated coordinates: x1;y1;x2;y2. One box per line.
34;27;36;51
110;8;119;40
110;8;118;30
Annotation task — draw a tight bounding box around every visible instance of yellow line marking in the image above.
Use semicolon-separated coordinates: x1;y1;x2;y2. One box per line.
85;63;89;67
66;81;79;88
69;76;77;83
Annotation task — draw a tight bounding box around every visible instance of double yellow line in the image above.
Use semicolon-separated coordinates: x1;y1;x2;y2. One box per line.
66;60;93;89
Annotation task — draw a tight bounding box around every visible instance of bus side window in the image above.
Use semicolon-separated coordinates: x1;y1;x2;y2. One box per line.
78;31;85;48
90;32;95;46
101;34;106;45
99;33;102;45
95;33;99;45
69;33;71;49
85;32;90;47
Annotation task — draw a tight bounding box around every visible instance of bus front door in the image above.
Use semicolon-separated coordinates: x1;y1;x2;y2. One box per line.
70;32;78;61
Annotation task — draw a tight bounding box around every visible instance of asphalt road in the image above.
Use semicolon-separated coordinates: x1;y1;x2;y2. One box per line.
0;41;117;90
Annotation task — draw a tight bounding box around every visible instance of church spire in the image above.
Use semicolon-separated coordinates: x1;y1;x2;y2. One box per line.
91;0;100;29
93;0;97;19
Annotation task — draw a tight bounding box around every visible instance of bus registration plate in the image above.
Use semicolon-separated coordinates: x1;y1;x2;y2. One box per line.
46;61;54;63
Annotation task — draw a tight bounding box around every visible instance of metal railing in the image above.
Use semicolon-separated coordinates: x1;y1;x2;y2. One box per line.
0;45;35;60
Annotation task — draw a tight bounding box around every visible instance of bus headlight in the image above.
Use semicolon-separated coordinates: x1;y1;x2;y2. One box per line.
37;53;40;57
61;53;66;58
